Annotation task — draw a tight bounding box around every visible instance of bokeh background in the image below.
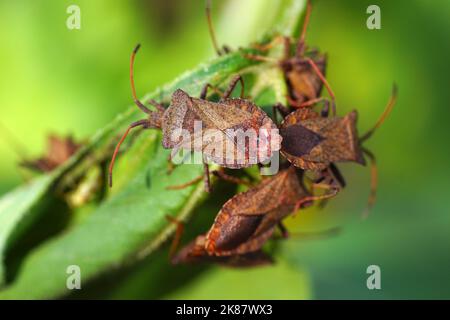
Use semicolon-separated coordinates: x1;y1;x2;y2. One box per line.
0;0;449;299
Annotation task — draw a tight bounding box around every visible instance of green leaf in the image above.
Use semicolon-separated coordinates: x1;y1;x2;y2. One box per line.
0;0;308;299
0;175;53;285
0;51;261;299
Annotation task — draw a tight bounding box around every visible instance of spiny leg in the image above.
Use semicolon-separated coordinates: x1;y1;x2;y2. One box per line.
222;74;245;99
200;83;224;100
109;119;151;187
166;161;211;193
361;148;378;219
166;175;204;191
293;182;339;215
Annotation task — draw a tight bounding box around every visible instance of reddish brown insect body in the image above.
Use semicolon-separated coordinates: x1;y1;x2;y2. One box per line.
280;86;398;214
171;166;338;265
280;109;364;171
21;135;81;172
108;45;282;191
243;0;335;112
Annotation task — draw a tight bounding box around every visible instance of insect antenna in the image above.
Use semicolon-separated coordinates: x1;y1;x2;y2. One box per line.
205;0;221;55
130;44;153;115
165;215;185;259
361;148;377;219
360;84;398;142
296;0;312;56
109;45;165;187
108;119;149;187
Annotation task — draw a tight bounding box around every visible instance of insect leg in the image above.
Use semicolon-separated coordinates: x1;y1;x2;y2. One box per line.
222;75;245;99
316;164;345;208
166;175;204;190
200;83;224;100
293;182;339;214
306;58;336;103
203;161;212;193
277;222;289;238
109;119;151;187
273;103;290;120
320;99;331;117
212;168;253;187
147;99;165;113
329;163;346;188
165;215;185;260
361;148;377;219
166;161;211;192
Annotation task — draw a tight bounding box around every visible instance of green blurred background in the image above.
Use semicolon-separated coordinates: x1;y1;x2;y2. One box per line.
0;0;449;299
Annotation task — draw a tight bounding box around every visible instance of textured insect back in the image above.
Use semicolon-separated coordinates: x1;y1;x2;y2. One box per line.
279;109;327;170
161;79;281;170
162;89;196;149
244;0;335;110
285;52;327;105
279;108;367;170
203;167;308;257
315;111;365;165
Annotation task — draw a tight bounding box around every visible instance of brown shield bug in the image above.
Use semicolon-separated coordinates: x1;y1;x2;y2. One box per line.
170;166;338;265
279;85;398;214
108;44;282;191
166;215;273;267
0;122;81;173
243;0;336;112
203;166;338;256
20;134;81;172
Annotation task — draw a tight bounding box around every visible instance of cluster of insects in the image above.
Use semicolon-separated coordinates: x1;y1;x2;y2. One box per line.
109;0;397;267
